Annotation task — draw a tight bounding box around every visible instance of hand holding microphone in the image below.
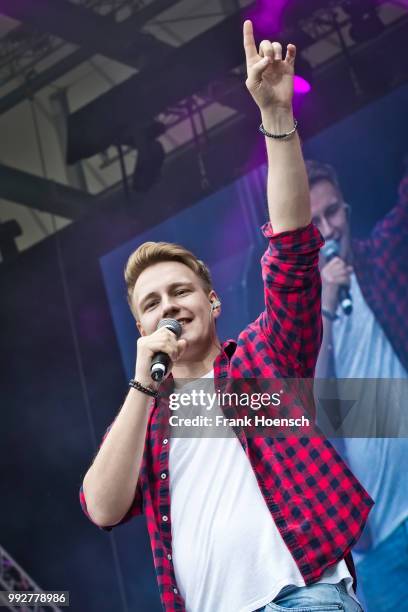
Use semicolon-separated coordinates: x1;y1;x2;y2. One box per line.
321;240;353;316
135;319;187;388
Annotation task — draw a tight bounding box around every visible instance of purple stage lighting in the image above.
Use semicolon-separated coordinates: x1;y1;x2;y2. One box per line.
244;0;290;34
294;75;312;95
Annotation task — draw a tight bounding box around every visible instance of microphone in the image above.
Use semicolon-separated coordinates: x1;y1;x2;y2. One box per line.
151;318;182;382
321;239;353;315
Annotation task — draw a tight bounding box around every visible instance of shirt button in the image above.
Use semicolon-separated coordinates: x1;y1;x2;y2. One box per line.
162;515;168;522
161;472;167;480
163;438;169;445
167;553;172;560
173;588;178;595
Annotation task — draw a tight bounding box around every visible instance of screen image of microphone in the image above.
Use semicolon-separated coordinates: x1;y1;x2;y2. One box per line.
321;239;338;262
321;239;353;315
151;318;183;382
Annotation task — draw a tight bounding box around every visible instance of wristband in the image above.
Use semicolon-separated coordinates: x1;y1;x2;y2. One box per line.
259;118;298;140
322;308;339;322
129;379;159;398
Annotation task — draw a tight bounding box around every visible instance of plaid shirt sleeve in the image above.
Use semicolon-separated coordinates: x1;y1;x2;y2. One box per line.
258;221;324;377
370;176;408;265
352;176;408;371
79;422;144;531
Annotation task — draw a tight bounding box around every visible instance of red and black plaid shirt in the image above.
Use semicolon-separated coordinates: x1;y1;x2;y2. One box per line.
352;176;408;373
80;222;373;612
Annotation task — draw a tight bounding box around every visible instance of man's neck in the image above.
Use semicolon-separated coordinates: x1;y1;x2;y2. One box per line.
172;342;221;382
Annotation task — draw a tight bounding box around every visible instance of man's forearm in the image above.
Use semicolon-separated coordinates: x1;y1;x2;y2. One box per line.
261;107;311;234
83;388;151;526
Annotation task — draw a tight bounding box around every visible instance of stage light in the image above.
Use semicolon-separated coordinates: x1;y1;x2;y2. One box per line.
342;0;385;43
294;57;313;95
0;220;22;262
113;120;166;194
294;75;311;95
132;140;165;193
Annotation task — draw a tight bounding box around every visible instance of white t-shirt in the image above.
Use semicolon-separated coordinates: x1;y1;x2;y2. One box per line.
332;272;408;561
169;371;356;612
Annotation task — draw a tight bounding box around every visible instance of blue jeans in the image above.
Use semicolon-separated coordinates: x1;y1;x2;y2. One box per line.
255;580;363;612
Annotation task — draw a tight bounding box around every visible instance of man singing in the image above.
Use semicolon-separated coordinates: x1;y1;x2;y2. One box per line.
80;21;373;612
310;158;408;610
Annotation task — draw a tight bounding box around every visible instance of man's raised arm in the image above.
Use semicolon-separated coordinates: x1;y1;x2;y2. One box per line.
243;20;310;233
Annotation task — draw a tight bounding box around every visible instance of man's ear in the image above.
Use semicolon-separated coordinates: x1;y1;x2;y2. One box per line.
208;289;218;304
208;290;222;318
136;320;145;336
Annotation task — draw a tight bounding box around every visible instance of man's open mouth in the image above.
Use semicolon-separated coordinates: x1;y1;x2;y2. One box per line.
177;318;192;327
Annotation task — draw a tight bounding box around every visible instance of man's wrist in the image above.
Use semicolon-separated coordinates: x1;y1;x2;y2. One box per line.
133;372;159;392
322;307;339;321
129;379;159;398
321;288;338;316
260;106;294;134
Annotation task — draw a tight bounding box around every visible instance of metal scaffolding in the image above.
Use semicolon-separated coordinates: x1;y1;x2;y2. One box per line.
0;545;63;612
0;0;175;99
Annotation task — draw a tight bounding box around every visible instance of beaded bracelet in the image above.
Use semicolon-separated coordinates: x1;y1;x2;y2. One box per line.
259;118;298;140
129;379;159;398
322;308;339;322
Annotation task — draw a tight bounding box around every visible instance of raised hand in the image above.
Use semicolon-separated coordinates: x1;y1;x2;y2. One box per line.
243;19;296;112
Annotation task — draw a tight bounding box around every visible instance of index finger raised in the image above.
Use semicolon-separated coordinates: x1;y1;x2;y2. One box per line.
243;20;258;67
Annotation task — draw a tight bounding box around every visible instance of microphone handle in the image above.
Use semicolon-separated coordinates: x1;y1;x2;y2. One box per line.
338;285;353;315
151;351;171;382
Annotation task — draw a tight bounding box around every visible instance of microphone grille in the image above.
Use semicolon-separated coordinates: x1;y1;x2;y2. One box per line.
321;239;339;261
157;318;182;338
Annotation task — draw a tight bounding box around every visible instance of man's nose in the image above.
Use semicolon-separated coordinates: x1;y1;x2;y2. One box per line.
161;297;180;318
320;217;334;239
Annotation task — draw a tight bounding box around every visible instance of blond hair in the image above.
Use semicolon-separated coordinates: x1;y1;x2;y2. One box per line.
125;241;213;314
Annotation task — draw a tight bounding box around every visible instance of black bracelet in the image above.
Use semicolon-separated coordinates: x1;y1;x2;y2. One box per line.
129;379;159;398
322;308;339;322
259;118;298;140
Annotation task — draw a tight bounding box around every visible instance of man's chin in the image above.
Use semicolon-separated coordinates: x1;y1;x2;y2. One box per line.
181;336;208;358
